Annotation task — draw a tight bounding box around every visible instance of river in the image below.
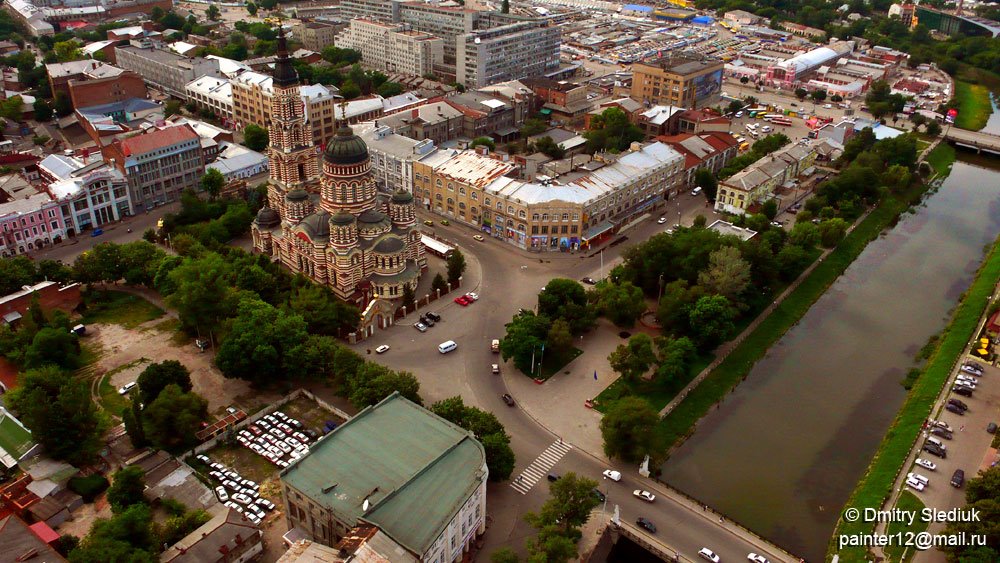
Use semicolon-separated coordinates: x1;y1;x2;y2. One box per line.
658;156;1000;561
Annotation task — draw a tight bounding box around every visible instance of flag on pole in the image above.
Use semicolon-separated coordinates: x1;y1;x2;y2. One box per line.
594;370;598;380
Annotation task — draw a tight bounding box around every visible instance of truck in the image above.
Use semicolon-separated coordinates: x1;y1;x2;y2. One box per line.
491;339;500;353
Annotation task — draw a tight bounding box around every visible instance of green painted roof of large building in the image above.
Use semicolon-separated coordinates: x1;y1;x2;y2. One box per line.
0;408;34;469
280;393;486;556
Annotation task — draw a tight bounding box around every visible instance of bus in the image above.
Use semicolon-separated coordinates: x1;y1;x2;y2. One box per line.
769;117;792;126
421;234;455;259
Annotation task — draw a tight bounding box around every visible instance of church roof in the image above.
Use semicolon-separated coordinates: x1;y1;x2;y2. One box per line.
358;209;386;224
373;237;405;253
391;190;414;204
299;211;330;239
273;27;298;88
324;125;369;165
330;211;355;226
286;189;308;202
255;206;279;227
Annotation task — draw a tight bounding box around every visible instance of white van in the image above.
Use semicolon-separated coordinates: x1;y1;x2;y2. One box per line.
691;186;703;196
438;340;458;354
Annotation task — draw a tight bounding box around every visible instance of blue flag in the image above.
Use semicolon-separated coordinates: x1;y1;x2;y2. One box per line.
594;370;598;380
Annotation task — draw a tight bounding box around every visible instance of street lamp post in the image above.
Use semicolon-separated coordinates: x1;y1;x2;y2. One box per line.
657;273;665;303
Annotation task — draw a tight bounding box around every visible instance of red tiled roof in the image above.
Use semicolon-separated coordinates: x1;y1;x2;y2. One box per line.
29;521;59;544
0;357;16;392
702;131;740;149
116;125;198;157
443;99;485;119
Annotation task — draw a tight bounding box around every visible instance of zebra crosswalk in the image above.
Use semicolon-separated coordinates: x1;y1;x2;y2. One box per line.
510;440;572;495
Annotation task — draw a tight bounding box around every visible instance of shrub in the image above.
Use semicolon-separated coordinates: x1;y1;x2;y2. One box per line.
68;474;110;502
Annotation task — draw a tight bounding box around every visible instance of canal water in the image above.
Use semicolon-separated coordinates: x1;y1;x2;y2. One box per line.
659;156;1000;561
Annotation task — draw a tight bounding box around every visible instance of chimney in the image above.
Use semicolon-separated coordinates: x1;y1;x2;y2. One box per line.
412;108;419;118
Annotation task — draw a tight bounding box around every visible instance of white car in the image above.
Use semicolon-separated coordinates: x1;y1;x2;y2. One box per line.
602;470;622;482
699;548;721;562
375;345;390;354
748;554;770;563
118;382;137;395
633;490;655;503
930;420;953;432
915;458;937;471
196;454;210;464
256;498;276;511
465;292;479;301
823;103;833;109
244;512;262;525
473;234;485;241
906;477;926;491
908;472;930;486
215;486;229;502
657;217;667;224
735;111;744;117
232;493;253;505
224;500;243;513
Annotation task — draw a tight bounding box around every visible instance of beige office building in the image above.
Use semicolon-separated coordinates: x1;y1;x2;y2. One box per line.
231;71;341;147
631;53;724;109
336;19;444;77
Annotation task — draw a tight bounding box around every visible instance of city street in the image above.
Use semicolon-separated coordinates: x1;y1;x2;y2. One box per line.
30;203;180;264
362;198;798;562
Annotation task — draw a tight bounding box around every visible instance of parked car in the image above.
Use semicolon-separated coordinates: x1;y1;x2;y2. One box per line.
425;312;442;322
592;488;606;502
930;420;953;432
953;385;973;397
491;364;500;374
960;365;983;376
414;322;428;332
698;548;721;562
908;472;930;486
633;490;656;503
501;393;515;407
915;458;937;471
118;382;137;395
988;422;998;434
547;473;560;482
375;345;390;354
657;217;668;224
636;517;657;533
905;476;926;491
420;315;435;326
951;469;965;488
603;470;622;482
454;295;471;306
581;277;597;285
923;442;947;458
473;234;484;241
256;498;276;511
945;403;965;416
965;361;985;371
215;486;229;502
948;398;969;411
91;228;104;237
747;554;771;563
196;454;210;464
930;427;953;440
465;292;479;301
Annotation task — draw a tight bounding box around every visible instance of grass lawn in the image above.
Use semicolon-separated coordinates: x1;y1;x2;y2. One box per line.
829;235;1000;560
0;413;34;458
953;81;993;131
654;181;930;458
593;352;713;413
81;290;164;329
883;491;928;562
533;347;583;380
925;143;957;177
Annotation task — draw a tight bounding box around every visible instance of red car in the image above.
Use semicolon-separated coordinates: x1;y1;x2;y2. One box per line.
454;295;471;306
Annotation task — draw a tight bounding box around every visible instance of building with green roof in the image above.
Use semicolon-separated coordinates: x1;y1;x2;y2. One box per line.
0;407;36;469
279;392;487;562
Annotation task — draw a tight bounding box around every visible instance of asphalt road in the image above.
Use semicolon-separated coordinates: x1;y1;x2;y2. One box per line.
30;203;180;264
366;199;793;562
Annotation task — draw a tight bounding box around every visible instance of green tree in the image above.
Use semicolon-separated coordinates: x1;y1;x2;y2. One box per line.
762;199;778;220
24;327;79;369
166;253;235;334
288;283;360;335
654;335;695;384
245;1;257;15
53;41;82;62
216;297;309;385
926;120;942;136
525;472;599;535
584;106;644;152
776;244;811;280
795;87;808;100
33;98;52;121
694;168;718;201
69;503;157;562
122;396;147;448
164;99;182;118
136;360;192;407
940;466;1000;561
697;246;751;301
5;366;102;465
377;81;404;97
471;136;495;151
590;280;646;327
401;283;416;311
206;4;221;20
810;89;827;102
431;272;448;293
789;222;820;248
600;396;658;463
818;218;849;247
500;310;551;375
534;136;565;159
243;124;269;151
346;362;422;407
521;118;547;136
525;526;579;563
431;396;515;481
446;249;466;284
142;384;208;451
656;279;703;336
0;95;22;121
546;318;574;359
688;295;737;349
491;547;519;563
200;168;225;199
106;466;146;513
538;278;594;334
608;333;656;383
0;255;38;294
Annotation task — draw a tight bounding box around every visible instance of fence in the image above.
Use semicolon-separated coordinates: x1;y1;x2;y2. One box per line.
393;277;463;321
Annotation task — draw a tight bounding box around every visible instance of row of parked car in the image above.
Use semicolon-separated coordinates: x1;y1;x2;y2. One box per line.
413;311;442;333
236;410;312;468
195;454;275;525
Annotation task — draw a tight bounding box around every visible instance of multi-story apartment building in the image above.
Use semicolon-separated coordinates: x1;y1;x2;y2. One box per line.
656;132;739;192
400;2;477;71
230;71;343;147
521;77;590;124
0;175;65;257
39;154;132;235
185;75;233;121
715;139;827;215
415;141;684;251
446;90;524;140
631;52;724;109
114;43;222;98
45;59;124;98
456;14;560;88
103;125;204;210
336;19;443;77
280;393;487;561
340;0;403;23
354;122;437;194
293;21;346;52
378;100;464;145
67;70;147;110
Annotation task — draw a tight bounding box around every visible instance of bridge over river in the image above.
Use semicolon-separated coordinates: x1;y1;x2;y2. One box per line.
945;126;1000;155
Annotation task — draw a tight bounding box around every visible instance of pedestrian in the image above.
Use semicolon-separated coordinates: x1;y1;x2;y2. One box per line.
704;504;708;511
961;425;965;432
719;516;724;523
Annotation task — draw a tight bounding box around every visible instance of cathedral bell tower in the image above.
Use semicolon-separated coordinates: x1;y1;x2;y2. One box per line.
266;26;319;216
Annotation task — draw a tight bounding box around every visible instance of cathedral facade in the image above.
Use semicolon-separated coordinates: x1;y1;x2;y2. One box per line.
251;31;426;337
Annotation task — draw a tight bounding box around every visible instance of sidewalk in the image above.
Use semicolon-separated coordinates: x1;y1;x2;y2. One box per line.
502;318;627;459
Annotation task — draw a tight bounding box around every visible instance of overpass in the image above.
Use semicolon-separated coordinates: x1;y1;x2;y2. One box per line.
944;127;1000;155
